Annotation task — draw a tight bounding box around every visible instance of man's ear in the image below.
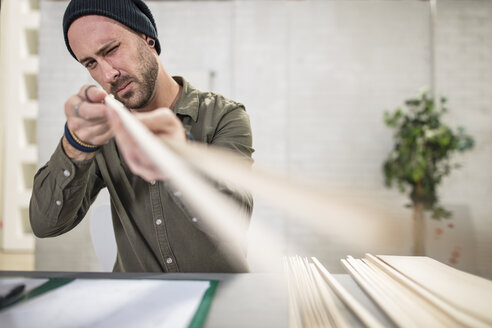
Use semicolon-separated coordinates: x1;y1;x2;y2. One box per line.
142;34;155;48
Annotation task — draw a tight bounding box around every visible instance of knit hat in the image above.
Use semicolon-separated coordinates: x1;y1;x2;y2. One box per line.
63;0;161;60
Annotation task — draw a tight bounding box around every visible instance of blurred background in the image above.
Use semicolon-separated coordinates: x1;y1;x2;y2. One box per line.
0;0;491;278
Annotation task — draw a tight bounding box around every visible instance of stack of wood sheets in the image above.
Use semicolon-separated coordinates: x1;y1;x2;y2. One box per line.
284;254;492;328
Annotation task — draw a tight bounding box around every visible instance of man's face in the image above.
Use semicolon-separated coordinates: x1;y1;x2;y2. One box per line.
67;15;159;109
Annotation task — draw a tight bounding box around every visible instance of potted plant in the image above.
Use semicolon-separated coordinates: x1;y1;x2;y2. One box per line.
383;91;474;256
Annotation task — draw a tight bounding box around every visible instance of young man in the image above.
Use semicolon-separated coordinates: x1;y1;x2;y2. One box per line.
29;0;254;273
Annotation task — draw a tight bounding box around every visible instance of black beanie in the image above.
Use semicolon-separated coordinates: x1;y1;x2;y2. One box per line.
63;0;161;60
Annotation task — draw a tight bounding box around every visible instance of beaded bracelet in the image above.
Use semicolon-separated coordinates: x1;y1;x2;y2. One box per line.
64;123;101;153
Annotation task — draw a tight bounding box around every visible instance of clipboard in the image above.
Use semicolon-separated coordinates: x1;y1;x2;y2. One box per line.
0;277;218;328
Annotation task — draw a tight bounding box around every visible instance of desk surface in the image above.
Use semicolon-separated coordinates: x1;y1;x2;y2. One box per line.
0;271;394;328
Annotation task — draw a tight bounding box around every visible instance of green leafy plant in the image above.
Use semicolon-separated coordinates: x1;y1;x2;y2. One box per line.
383;92;474;255
383;92;474;219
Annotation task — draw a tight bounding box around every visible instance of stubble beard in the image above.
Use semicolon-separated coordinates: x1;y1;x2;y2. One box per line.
111;42;159;110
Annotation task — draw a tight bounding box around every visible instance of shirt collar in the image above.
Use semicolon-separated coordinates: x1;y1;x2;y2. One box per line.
172;76;199;122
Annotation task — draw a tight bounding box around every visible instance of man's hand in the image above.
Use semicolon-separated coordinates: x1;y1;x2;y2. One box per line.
106;107;187;182
62;85;113;161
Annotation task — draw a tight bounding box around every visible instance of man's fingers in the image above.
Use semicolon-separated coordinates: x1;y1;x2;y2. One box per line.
75;102;108;121
66;87;108;121
66;100;107;124
65;95;83;118
78;84;107;103
76;85;108;119
62;85;113;147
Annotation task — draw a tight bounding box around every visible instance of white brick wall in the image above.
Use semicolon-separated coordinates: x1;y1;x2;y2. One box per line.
35;0;492;277
435;0;492;278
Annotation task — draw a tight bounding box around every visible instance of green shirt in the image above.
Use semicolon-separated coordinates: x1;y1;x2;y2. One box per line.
30;77;254;273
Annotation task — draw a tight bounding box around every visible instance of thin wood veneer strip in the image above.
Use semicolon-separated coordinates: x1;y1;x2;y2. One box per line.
308;262;349;328
366;254;488;328
311;257;384;328
283;257;305;328
361;258;457;327
341;257;418;328
285;257;330;327
377;255;492;327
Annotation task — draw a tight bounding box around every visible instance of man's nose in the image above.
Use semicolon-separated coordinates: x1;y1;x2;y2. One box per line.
100;60;120;83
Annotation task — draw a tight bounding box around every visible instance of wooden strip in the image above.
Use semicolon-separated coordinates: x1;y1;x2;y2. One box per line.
163;134;392;248
309;262;350;328
283;257;303;328
366;254;486;328
341;257;415;328
312;257;384;328
361;258;453;327
309;266;340;328
377;255;492;326
301;259;327;327
286;257;311;327
349;257;417;322
294;256;323;327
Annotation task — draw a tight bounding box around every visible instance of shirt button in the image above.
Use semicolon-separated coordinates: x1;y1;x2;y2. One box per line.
173;191;182;197
166;258;173;264
156;219;162;225
55;200;62;206
192;217;198;223
150;180;156;185
63;169;71;177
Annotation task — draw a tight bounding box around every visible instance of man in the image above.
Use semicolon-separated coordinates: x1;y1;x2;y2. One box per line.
29;0;254;273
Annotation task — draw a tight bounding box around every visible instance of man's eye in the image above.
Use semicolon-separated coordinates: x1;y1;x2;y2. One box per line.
85;61;96;69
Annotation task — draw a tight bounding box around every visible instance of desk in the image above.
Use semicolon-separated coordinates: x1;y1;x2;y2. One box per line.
0;271;394;327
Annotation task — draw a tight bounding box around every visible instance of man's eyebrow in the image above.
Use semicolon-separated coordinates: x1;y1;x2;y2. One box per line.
79;40;118;65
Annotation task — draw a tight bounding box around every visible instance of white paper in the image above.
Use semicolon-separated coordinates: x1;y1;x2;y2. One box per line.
0;279;211;328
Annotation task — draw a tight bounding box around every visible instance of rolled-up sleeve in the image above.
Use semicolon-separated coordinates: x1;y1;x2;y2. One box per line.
29;139;105;237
